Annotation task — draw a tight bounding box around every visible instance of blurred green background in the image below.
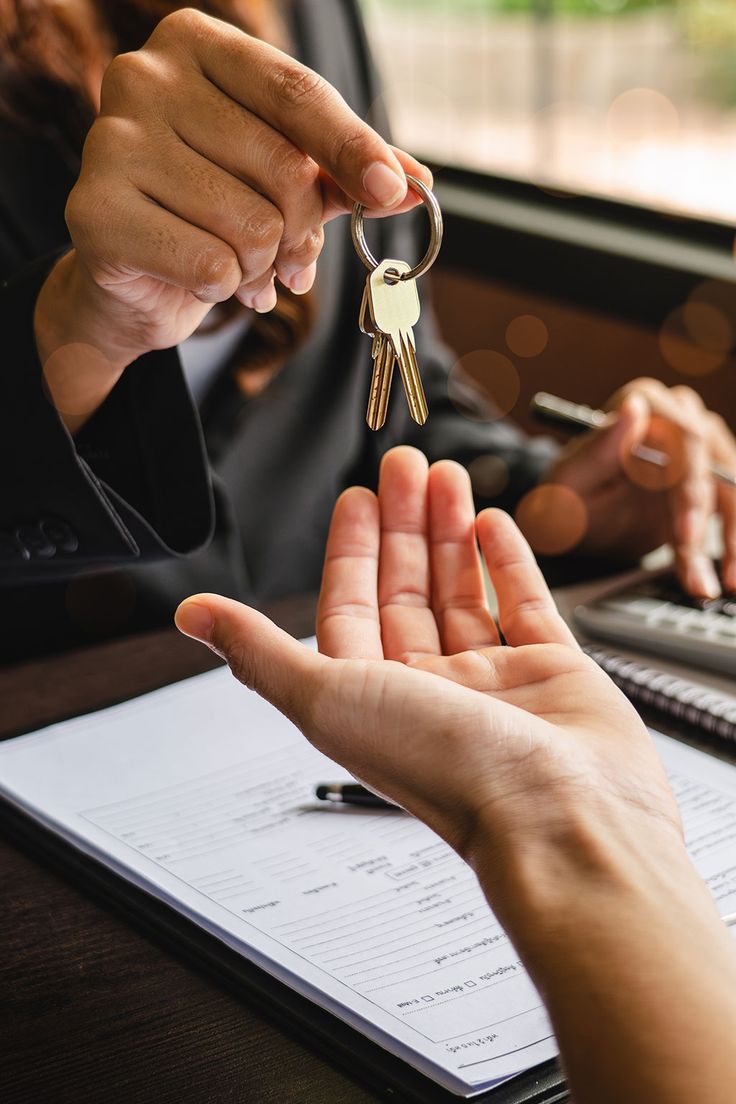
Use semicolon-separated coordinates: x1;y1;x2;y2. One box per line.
361;0;736;217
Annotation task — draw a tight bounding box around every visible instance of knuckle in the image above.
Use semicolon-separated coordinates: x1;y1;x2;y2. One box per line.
284;227;324;266
155;7;211;42
672;384;703;409
64;186;86;239
281;149;320;192
684;416;708;444
623;378;665;407
246;210;285;253
225;641;252;687
100;51;157;107
273;63;328;109
331;126;369;170
82;114;134;163
64;182;113;251
192;245;240;298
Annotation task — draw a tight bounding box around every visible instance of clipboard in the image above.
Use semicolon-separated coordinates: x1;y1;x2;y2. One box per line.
0;795;568;1103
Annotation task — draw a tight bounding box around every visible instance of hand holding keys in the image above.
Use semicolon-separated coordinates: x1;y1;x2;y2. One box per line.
352;176;443;430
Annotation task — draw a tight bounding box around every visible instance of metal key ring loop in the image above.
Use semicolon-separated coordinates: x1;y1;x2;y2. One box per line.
351;174;443;281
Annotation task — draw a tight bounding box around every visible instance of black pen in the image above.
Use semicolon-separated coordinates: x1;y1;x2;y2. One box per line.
531;391;736;487
315;783;399;810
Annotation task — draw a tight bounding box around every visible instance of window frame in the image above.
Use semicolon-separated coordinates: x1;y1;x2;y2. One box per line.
429;165;736;328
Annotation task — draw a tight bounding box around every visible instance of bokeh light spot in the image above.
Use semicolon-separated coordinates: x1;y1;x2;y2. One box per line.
659;306;726;377
514;484;588;557
448;351;520;422
505;315;549;358
41;342;120;416
689;279;736;326
682;302;732;354
468;455;510;500
607;88;679;144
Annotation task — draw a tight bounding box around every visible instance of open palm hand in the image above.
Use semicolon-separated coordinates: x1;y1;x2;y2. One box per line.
310;447;680;854
177;446;681;867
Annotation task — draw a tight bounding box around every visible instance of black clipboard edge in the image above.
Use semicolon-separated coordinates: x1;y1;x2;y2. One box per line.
0;797;568;1104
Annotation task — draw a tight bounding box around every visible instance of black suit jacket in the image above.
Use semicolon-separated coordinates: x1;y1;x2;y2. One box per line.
0;0;557;663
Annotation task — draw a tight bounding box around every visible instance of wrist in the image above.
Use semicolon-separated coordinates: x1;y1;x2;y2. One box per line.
468;792;703;968
35;250;150;369
34;251;147;433
473;804;736;1104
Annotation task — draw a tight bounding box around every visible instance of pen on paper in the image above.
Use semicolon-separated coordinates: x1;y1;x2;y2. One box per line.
315;783;400;810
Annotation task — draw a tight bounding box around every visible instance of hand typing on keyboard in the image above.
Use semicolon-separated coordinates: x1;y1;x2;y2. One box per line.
575;570;736;676
543;377;736;600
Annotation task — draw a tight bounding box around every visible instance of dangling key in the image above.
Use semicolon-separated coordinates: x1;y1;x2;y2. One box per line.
369;259;427;426
360;283;395;430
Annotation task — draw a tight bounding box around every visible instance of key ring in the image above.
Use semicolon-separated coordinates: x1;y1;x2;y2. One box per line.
351;174;443;282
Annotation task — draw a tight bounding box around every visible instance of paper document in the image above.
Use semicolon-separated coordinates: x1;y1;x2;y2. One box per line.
1;653;735;1097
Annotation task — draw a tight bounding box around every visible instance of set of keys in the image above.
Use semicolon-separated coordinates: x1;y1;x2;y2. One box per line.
351;175;443;430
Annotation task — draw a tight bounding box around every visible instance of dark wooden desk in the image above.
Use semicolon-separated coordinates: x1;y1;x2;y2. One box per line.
0;599;381;1104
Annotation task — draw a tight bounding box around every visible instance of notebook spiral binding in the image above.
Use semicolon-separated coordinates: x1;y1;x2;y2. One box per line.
584;645;736;744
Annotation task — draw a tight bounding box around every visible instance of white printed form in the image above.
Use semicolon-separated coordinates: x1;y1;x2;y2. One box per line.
652;734;736;919
0;666;553;1096
2;665;736;1097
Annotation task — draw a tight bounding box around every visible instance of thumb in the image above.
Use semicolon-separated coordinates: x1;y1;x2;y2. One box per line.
175;593;325;724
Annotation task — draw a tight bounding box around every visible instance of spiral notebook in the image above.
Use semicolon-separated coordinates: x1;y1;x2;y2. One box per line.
584;645;736;745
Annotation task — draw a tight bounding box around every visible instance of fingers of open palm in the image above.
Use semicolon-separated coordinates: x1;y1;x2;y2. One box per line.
408;644;589;705
476;509;579;648
408;649;506;695
377;448;441;661
317;488;383;660
427;461;499;653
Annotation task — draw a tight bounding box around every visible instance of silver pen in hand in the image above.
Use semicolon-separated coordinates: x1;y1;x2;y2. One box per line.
530;391;736;487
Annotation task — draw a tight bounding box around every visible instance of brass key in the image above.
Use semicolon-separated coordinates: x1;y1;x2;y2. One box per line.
351;173;442;431
369;259;427;426
360;284;395;430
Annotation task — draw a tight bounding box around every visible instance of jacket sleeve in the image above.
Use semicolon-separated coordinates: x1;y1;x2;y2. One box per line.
0;250;214;584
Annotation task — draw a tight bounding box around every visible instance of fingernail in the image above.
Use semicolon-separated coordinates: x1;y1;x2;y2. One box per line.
723;563;736;594
252;282;277;313
175;601;213;644
686;557;721;599
362;161;406;208
286;263;316;295
624;392;649;418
